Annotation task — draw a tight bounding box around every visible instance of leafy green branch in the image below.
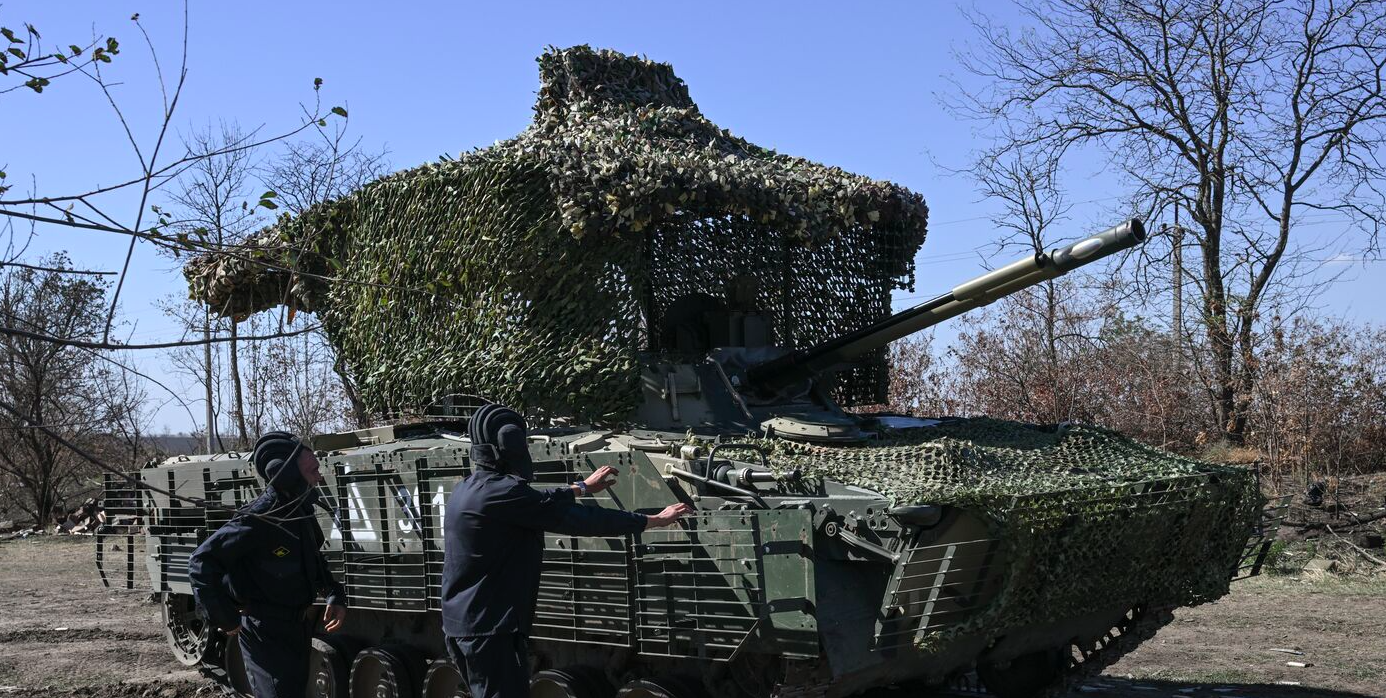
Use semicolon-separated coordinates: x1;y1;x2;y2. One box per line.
0;19;119;95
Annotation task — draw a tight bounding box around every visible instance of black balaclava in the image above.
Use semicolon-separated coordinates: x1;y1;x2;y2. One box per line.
467;404;534;480
252;431;310;499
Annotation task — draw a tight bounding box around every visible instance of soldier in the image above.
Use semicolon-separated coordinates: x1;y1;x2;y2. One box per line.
442;404;690;698
188;432;348;698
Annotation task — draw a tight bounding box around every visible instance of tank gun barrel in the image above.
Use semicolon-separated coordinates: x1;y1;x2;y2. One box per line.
747;219;1146;391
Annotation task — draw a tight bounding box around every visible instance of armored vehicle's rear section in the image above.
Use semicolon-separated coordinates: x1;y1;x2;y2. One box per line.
103;45;1288;698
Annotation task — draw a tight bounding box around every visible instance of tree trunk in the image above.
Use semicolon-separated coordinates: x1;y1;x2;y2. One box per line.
1196;171;1245;445
204;307;215;455
330;349;371;429
229;321;248;448
1207;287;1242;444
1045;280;1060;423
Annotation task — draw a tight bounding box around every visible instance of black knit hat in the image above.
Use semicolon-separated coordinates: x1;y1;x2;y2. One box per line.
252;431;303;487
468;404;526;447
467;404;532;478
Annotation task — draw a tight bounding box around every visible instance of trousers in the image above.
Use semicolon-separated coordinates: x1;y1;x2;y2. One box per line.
445;633;531;698
238;611;313;698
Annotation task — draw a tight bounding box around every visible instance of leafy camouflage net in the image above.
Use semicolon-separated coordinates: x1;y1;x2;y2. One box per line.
184;46;928;421
763;418;1263;648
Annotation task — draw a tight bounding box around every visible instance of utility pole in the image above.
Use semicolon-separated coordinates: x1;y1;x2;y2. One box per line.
204;306;214;455
1171;202;1183;370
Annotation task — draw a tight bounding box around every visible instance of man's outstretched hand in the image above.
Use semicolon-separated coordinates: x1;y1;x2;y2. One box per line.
582;465;621;495
644;503;693;529
575;467;692;527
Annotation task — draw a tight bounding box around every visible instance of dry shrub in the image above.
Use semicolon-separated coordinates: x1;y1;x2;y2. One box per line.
881;284;1386;483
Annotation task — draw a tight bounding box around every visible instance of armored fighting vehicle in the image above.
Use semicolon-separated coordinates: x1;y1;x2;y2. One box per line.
98;47;1281;698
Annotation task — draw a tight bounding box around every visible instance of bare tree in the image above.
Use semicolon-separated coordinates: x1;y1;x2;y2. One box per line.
157;294;231;451
261;134;389;218
165;123;264;448
0;6;349;351
260;129;389;428
0;6;358;478
0;255;147;524
264;328;354;437
970;150;1080;423
89;357;156;469
956;0;1386;444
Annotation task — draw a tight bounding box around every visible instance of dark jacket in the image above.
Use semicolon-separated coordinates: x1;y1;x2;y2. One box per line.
187;487;346;631
441;446;647;637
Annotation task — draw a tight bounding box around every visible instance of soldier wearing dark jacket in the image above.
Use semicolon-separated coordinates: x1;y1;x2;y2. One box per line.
442;405;690;698
188;432;348;698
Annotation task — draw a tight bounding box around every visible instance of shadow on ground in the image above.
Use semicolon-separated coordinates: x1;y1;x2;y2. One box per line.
0;680;218;698
864;677;1384;698
1066;677;1383;698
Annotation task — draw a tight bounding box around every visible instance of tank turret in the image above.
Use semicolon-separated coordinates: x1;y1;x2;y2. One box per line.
632;220;1146;440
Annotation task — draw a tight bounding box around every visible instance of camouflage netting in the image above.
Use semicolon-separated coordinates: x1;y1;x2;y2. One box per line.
184;46;928;421
762;418;1264;649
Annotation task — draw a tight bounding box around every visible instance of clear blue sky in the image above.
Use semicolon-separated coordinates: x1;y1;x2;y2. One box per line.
5;1;1378;432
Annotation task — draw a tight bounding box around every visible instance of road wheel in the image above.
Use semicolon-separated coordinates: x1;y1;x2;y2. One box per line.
310;636;352;698
349;647;420;698
977;648;1065;698
160;593;212;667
423;658;469;698
531;667;614;698
614;677;702;698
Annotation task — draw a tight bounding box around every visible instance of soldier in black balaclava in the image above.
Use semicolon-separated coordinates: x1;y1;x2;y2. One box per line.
441;404;690;698
188;432;348;698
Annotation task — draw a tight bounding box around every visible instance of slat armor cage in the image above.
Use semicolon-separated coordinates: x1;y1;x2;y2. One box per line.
107;441;818;663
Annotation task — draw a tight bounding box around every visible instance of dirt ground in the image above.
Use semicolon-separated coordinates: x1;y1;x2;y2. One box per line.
1098;573;1386;697
0;536;212;698
0;536;1382;698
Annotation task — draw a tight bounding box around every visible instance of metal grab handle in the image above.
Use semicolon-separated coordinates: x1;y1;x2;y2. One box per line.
667;466;768;509
706;442;770;470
